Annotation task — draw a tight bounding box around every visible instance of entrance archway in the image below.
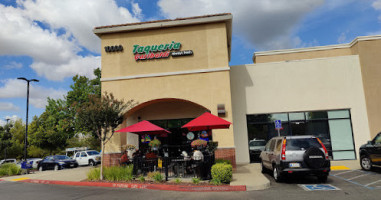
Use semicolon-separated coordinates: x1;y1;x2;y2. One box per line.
122;98;210;154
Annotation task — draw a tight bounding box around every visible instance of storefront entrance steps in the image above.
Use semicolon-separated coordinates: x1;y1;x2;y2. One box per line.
230;163;270;191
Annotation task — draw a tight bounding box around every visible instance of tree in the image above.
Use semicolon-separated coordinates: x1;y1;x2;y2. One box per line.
0;122;12;159
76;93;134;180
28;98;74;154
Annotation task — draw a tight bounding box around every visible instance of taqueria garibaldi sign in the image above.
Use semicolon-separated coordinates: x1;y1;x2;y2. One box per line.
132;41;193;61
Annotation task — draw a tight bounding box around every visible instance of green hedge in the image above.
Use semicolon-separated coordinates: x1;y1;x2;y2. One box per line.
0;163;21;176
215;159;232;165
211;163;232;184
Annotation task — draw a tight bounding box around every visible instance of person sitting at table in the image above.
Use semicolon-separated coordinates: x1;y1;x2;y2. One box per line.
193;149;204;161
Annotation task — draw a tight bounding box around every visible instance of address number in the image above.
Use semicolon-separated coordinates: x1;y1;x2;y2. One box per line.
104;45;123;53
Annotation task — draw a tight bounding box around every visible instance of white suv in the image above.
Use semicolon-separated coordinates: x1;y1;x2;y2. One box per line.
74;150;101;166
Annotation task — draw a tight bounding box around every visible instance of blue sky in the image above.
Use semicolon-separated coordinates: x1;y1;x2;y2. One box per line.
1;0;381;125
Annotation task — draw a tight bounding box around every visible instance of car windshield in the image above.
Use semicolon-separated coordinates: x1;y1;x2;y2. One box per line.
55;155;70;160
286;138;321;150
250;141;267;147
87;151;100;155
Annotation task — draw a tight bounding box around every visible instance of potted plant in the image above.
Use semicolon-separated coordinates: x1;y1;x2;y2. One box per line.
149;138;161;150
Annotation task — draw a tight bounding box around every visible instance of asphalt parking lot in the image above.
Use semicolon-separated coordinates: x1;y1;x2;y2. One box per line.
262;167;381;192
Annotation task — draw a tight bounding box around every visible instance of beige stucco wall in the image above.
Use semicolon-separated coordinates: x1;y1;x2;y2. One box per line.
254;48;352;63
356;39;381;138
231;55;371;164
100;22;229;78
99;22;234;153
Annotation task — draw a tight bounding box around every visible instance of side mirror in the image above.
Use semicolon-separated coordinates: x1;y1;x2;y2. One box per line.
367;140;373;145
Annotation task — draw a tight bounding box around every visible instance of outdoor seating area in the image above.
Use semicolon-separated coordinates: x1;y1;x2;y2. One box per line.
115;112;230;181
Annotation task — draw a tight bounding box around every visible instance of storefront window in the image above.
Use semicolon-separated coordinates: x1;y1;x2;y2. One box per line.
247;109;355;162
289;112;305;121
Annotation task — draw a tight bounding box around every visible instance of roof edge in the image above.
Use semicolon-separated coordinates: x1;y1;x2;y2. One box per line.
253;34;381;58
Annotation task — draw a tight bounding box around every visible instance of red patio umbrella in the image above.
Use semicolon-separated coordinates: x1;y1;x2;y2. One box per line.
181;112;232;131
115;120;170;136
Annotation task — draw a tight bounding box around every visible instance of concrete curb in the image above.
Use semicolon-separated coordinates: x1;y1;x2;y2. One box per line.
19;179;246;192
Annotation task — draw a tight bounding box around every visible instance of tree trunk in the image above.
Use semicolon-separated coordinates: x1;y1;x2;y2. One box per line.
100;140;104;180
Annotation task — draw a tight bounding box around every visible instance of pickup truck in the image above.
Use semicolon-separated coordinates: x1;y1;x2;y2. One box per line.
74;150;101;166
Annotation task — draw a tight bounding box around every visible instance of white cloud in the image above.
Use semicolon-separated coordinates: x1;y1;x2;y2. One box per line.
0;79;67;108
0;102;20;112
373;0;381;9
31;55;101;81
0;115;20;126
3;61;23;69
157;0;325;50
20;0;140;53
0;0;140;81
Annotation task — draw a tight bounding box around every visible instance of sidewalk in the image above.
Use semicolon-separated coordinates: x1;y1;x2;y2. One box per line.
1;166;90;182
230;163;270;191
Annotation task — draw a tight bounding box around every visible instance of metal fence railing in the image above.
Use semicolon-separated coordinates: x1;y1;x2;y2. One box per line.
132;155;213;181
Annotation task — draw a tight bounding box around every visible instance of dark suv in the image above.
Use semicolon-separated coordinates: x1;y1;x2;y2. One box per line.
359;132;381;171
260;135;330;182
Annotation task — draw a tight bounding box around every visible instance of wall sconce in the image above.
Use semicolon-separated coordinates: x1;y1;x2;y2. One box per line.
217;104;226;117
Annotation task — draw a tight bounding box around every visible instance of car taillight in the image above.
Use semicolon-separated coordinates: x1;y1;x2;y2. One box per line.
281;139;287;160
317;138;329;159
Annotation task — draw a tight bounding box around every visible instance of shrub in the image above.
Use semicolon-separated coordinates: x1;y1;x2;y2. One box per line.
211;163;232;184
174;178;182;184
0;163;21;176
87;165;134;181
215;159;231;165
103;165;133;181
192;177;200;185
138;175;145;182
87;168;101;181
210;179;222;186
147;171;163;182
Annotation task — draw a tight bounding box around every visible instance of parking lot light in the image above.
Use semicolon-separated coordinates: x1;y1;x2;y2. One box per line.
17;77;39;161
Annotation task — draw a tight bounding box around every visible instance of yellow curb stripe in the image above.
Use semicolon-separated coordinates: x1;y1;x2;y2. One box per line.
11;177;30;181
331;166;350;170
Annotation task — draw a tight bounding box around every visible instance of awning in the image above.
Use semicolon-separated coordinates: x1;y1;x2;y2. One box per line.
115;120;170;136
181;112;232;131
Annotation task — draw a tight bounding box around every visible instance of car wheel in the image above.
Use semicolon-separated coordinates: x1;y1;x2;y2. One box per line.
273;165;283;182
360;156;372;171
89;160;96;166
39;166;43;172
318;175;328;183
54;164;59;171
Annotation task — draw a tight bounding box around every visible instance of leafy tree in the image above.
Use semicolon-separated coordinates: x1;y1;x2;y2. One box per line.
76;93;134;180
28;98;74;154
7;119;25;159
0;122;12;159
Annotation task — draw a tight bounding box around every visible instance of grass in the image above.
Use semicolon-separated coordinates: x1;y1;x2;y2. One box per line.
87;165;133;181
192;177;200;184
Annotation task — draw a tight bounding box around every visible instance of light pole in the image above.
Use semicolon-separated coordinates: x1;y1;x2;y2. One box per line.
17;77;39;161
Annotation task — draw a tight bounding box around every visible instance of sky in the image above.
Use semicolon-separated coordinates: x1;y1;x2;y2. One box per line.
0;0;381;126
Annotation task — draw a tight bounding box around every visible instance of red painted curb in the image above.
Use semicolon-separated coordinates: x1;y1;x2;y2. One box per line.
0;179;4;181
20;179;246;192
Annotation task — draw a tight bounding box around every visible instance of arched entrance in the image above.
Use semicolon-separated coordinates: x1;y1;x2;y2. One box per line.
123;98;210;155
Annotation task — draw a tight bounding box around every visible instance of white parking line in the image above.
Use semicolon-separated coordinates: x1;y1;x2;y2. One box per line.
347;174;369;180
334;170;357;176
364;179;381;187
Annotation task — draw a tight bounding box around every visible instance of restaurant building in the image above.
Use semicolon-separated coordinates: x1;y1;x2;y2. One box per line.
94;13;381;166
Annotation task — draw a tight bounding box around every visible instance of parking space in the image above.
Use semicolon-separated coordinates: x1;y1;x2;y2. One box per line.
330;169;381;190
262;168;381;192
